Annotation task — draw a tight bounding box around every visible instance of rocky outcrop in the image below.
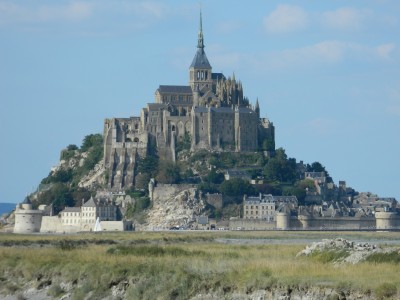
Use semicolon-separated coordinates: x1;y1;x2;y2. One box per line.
138;184;204;231
297;238;400;265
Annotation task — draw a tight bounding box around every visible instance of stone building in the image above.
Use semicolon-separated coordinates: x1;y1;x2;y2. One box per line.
103;12;275;190
243;194;276;221
40;196;128;233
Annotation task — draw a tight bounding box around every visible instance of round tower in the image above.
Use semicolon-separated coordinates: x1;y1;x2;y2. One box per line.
14;196;43;234
375;211;398;230
276;212;290;230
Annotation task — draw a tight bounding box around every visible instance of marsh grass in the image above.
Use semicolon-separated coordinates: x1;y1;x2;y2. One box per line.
0;232;400;299
366;251;400;264
308;249;349;263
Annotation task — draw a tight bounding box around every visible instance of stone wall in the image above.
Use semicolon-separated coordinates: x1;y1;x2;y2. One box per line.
100;220;133;231
229;219;275;230
40;216;80;233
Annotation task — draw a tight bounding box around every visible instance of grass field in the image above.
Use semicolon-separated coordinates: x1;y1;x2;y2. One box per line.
0;231;399;299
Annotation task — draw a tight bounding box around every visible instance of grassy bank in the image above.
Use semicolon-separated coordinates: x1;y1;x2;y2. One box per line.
1;231;399;299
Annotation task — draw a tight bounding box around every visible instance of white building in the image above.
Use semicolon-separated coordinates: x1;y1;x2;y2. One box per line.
243;194;276;221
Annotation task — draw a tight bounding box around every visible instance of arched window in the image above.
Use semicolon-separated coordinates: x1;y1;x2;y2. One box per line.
133;137;139;142
172;125;176;132
134;124;138;130
205;71;208;80
201;71;204;79
197;71;200;80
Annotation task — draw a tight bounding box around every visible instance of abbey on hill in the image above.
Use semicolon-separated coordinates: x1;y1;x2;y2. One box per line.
103;13;275;190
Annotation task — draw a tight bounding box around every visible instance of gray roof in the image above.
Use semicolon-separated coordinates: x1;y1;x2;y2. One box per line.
236;107;255;114
158;85;192;94
211;107;235;113
190;48;211;69
212;73;225;80
62;207;81;213
82;197;97;207
147;103;167;110
194;107;209;113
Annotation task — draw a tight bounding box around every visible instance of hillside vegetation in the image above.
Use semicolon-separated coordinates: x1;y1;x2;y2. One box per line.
30;132;333;220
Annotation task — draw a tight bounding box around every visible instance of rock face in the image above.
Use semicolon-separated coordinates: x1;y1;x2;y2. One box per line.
297;238;400;265
138;184;204;231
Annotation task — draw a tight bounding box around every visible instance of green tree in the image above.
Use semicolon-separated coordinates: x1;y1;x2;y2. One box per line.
176;131;191;153
307;161;329;177
296;178;315;190
137;155;159;177
36;183;74;214
67;144;78;151
204;168;224;184
156;161;181;184
262;137;275;151
81;134;103;152
220;178;255;197
283;187;306;205
263;148;296;183
135;173;151;190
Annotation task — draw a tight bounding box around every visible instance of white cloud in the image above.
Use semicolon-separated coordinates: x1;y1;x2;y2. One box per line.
322;7;372;30
250;41;397;71
376;43;396;59
263;5;308;33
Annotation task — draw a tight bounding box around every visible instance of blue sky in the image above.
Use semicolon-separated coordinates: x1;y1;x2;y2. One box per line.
0;0;399;203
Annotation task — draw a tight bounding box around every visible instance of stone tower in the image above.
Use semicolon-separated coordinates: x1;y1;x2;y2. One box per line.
189;11;213;93
14;196;43;234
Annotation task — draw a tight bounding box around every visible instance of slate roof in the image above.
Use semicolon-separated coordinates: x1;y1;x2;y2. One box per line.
158;85;192;94
212;73;225;81
190;48;211;69
147;103;167;110
62;207;81;213
82;197;97;207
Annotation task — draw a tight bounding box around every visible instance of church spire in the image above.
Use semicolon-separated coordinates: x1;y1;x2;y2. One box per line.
255;98;260;117
197;10;204;49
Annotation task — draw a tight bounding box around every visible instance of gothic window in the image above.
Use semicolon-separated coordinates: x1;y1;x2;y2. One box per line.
133;137;139;142
197;71;200;80
205;71;208;80
134;124;138;130
172;125;176;132
201;71;204;80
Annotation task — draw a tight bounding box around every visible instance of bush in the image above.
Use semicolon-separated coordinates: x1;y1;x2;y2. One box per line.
375;282;397;299
366;252;400;264
80;134;103;152
220;178;255;198
309;250;349;264
156;161;180;184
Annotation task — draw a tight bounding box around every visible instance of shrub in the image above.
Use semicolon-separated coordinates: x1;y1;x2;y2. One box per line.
366;251;400;264
375;282;397;299
308;250;349;263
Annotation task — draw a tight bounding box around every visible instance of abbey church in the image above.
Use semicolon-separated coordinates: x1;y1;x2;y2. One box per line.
103;13;275;190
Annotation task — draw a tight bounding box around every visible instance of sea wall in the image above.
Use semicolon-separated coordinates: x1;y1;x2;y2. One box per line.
229;219;275;230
